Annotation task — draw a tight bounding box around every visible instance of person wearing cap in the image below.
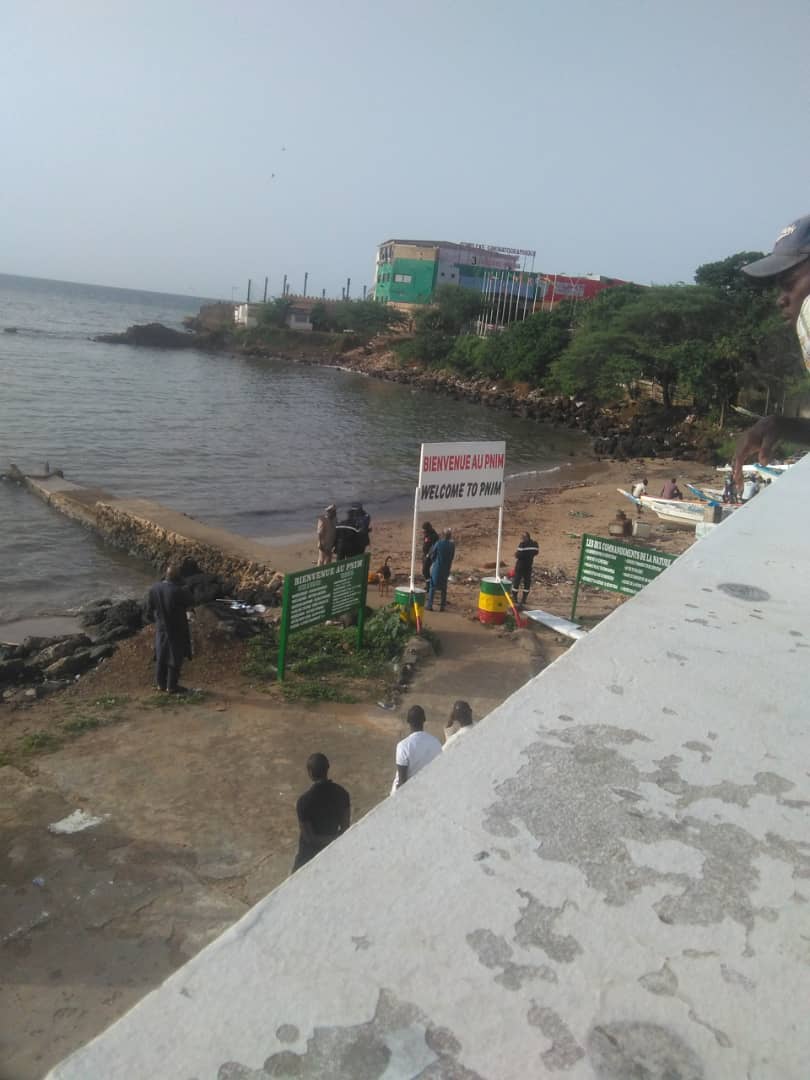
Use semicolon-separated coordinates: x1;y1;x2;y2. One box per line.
735;216;810;484
316;503;337;565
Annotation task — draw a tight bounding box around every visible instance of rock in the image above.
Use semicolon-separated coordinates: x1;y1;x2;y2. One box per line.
88;643;115;662
38;680;71;698
29;634;92;668
15;636;51;658
92;624;136;646
43;651;96;679
94;598;144;637
94;323;197;349
0;658;32;685
401;637;435;664
77;599;113;627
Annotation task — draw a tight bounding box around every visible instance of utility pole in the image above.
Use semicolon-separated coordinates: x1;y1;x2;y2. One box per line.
263;276;268;303
345;277;351;301
362;284;367;300
341;287;346;300
246;278;252;303
322;288;326;299
282;273;287;298
303;272;309;298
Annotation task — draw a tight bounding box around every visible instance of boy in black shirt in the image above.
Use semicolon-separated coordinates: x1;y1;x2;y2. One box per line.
292;753;351;872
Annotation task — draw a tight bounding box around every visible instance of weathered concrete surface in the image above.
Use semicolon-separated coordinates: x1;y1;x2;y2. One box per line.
19;474;282;601
49;462;810;1079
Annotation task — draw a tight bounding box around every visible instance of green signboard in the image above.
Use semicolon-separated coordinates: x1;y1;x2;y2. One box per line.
571;534;677;619
277;554;370;679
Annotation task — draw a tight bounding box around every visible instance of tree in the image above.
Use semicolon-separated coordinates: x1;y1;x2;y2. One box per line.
258;298;292;328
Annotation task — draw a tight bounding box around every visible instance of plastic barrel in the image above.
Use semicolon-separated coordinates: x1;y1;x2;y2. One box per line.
477;576;509;625
395;587;426;626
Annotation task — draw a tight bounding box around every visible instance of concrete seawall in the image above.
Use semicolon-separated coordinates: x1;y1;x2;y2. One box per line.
20;473;283;603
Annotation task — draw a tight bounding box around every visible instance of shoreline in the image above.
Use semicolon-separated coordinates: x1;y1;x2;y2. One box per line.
0;455;711;643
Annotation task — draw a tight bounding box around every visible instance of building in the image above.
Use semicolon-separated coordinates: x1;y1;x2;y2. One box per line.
534;273;630;310
373;238;538;308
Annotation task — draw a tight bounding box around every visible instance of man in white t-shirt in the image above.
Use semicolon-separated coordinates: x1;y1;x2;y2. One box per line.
443;699;474;750
390;705;442;793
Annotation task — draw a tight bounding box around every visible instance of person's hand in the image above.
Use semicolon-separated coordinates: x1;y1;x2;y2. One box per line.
733;416;779;489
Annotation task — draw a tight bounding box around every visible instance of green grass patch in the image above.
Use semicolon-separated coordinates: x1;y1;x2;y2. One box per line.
20;730;61;754
0;751;12;768
146;689;208;708
245;606;422;702
281;680;358;703
62;714;103;734
92;694;130;710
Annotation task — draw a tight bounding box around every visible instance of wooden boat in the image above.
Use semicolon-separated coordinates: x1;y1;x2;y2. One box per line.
618;489;732;527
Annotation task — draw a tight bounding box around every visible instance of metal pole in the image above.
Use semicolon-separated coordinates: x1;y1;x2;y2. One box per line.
246;278;252;303
282;274;287;298
363;284;367;300
303;272;309;298
408;485;420;590
522;272;531;320
494;501;505;582
495;271;506;326
263;276;268;303
346;277;351;300
322;288;326;299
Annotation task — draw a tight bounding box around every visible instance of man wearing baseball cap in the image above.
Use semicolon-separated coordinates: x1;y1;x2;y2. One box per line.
734;215;810;484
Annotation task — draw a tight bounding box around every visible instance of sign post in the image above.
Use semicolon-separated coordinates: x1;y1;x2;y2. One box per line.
277;554;370;680
570;534;677;620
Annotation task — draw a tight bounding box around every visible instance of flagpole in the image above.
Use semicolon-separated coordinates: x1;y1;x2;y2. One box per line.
495;500;505;582
409;485;420;591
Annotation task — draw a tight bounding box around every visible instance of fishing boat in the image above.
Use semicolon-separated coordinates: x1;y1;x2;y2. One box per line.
618;489;730;527
716;462;791;477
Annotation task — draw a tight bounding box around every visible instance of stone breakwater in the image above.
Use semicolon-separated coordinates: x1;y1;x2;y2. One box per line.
11;471;284;605
92;501;284;604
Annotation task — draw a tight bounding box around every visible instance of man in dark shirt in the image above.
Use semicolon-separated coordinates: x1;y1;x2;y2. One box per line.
511;531;539;608
292;753;351;872
146;564;192;693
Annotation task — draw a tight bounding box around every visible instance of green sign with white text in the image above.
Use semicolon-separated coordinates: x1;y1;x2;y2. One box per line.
571;534;677;619
277;554;370;679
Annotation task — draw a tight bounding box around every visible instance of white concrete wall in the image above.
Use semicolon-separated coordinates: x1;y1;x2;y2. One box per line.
49;461;810;1079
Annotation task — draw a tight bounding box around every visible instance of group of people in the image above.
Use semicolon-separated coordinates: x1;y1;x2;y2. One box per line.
316;502;372;564
291;700;476;872
421;522;456;611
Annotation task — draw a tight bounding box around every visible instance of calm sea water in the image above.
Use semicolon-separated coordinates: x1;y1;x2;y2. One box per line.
0;273;586;622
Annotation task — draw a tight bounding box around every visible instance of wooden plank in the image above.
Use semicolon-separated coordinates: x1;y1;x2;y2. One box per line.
522;608;588;640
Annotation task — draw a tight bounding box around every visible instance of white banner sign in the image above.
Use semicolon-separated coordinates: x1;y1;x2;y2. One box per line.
417;440;506;510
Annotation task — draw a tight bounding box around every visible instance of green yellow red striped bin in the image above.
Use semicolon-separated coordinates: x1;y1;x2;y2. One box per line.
477;576;509;625
395;586;426;626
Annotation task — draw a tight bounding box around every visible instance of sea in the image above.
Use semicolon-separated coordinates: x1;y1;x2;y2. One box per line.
0;273;587;627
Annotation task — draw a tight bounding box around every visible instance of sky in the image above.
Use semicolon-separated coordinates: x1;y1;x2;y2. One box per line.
3;0;810;299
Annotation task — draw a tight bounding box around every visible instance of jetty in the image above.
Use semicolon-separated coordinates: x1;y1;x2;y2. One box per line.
8;466;283;602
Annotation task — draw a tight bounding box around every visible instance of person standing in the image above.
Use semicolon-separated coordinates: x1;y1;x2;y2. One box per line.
735;214;810;483
291;753;351;872
511;531;539;609
316;504;337;566
425;528;455;612
421;521;439;581
390;705;442;794
443;700;474;750
631;477;648;499
146;563;192;693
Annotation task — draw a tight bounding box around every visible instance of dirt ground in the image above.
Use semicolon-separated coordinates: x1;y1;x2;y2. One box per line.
0;457;709;1078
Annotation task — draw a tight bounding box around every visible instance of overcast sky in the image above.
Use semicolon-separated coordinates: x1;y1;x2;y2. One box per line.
3;0;809;299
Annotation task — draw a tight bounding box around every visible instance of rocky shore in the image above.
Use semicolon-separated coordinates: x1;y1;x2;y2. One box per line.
101;320;723;461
